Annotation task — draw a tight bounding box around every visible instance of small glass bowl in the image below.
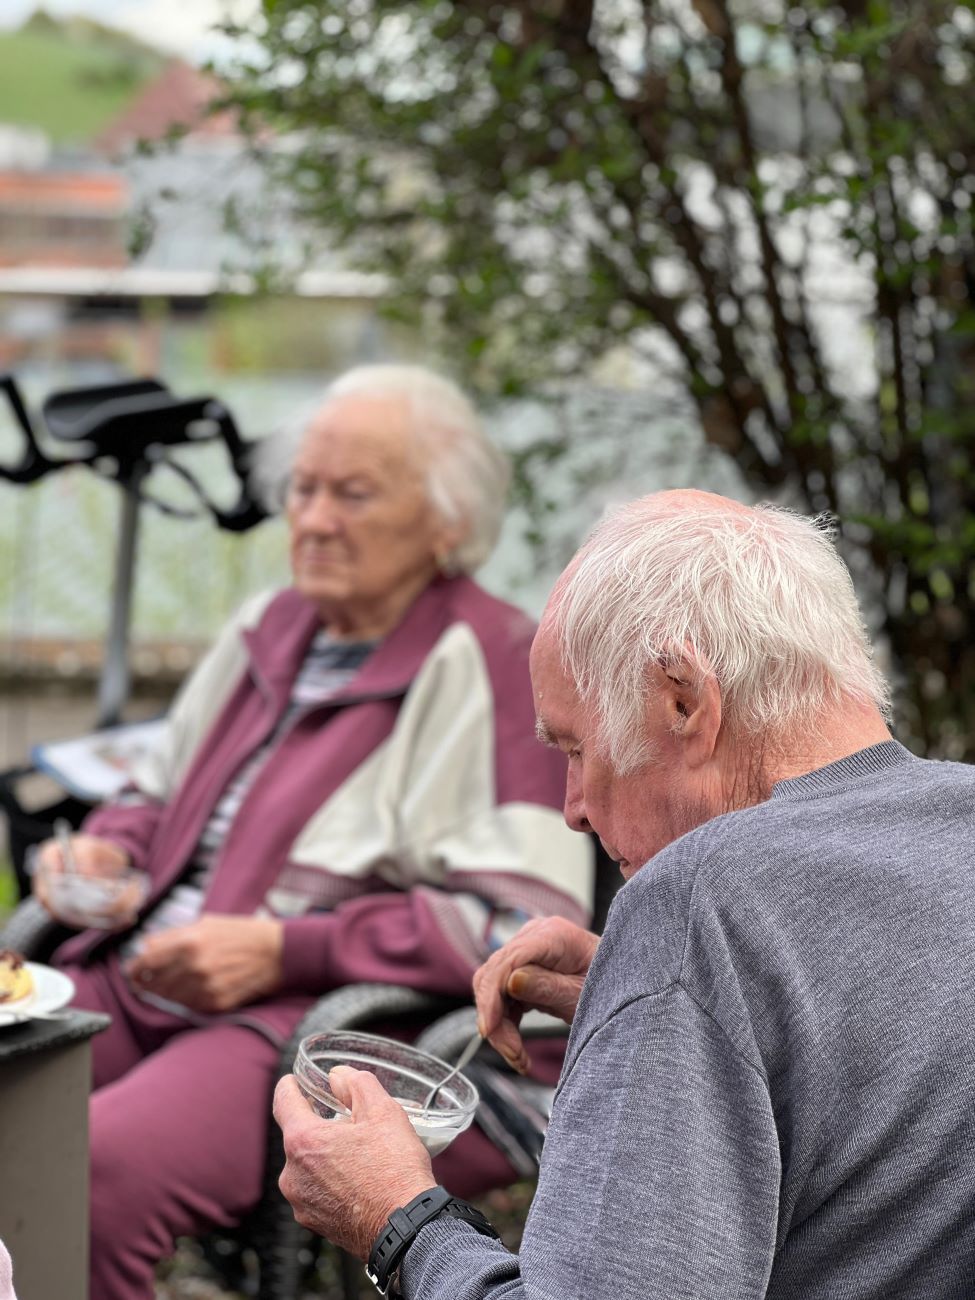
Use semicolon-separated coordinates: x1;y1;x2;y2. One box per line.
294;1029;479;1157
34;858;151;930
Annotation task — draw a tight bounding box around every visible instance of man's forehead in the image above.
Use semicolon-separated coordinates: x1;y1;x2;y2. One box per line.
529;622;563;689
530;625;583;728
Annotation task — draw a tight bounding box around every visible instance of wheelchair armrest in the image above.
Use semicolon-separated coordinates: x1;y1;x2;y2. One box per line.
0;896;70;960
279;982;464;1076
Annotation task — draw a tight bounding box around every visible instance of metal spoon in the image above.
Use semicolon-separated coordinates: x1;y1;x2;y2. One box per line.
421;1030;483;1113
54;818;79;874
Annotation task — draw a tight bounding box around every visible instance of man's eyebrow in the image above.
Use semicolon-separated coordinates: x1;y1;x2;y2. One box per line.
536;717;577;749
535;718;557;747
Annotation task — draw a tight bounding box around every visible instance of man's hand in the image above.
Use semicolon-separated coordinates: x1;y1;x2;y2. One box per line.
473;915;600;1074
31;834;132;923
275;1068;435;1259
124;916;284;1012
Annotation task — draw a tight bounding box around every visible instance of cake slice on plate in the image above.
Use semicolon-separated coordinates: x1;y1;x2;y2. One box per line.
0;950;33;1004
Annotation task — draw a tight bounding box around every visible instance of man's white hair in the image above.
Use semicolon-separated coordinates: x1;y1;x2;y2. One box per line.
548;492;891;774
255;363;510;574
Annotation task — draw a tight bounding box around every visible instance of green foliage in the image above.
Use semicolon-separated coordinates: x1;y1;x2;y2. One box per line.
0;856;17;923
221;0;975;756
0;12;163;143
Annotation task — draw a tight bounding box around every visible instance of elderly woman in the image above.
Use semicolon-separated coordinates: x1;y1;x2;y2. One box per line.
33;364;593;1300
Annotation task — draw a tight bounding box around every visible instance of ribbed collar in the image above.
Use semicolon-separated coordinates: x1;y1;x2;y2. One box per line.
771;739;917;801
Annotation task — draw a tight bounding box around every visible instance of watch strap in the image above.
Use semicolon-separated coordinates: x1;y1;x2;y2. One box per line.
366;1184;499;1295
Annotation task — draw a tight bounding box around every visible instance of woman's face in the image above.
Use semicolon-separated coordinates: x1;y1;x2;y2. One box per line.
286;394;458;635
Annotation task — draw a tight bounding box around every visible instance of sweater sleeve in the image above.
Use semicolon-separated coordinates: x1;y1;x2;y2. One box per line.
279;888;481;997
82;797;167;875
279;864;587;1001
399;985;780;1299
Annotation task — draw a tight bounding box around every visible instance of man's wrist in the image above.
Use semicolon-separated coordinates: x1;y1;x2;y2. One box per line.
360;1171;436;1255
366;1184;499;1296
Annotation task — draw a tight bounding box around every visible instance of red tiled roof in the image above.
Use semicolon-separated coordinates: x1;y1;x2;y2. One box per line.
96;59;240;154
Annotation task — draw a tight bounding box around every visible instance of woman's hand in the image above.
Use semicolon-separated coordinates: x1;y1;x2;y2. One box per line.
124;916;284;1012
274;1067;435;1260
31;833;133;924
473;915;600;1074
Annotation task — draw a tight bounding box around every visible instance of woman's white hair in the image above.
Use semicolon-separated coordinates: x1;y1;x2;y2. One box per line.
548;492;891;774
254;363;510;574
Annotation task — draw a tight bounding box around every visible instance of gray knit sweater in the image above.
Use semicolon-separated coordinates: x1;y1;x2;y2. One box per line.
401;741;975;1298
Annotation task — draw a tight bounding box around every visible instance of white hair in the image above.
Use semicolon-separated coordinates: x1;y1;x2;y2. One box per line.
548;493;891;774
253;363;510;574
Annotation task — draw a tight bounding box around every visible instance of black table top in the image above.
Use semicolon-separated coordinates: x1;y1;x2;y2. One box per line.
0;1009;110;1063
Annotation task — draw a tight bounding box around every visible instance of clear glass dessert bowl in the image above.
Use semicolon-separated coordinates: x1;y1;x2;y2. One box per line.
33;856;151;930
293;1029;479;1157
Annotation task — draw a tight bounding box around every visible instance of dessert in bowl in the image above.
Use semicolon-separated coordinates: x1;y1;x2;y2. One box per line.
34;858;151;930
294;1029;479;1157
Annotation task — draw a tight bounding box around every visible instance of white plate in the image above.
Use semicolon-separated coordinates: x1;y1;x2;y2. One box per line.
0;963;75;1027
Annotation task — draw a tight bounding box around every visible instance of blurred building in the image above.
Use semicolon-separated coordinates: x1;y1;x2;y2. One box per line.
0;30;397;704
0;170;127;270
0;51;390;378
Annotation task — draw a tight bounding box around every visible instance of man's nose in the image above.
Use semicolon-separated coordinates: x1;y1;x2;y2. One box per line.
563;773;591;834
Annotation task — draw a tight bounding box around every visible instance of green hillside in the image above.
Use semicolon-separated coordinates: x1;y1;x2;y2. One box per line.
0;10;165;144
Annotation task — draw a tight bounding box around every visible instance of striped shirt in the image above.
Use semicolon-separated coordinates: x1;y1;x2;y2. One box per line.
123;631;375;963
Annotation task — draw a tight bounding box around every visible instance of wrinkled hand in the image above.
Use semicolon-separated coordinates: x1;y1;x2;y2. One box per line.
275;1067;435;1260
31;834;132;924
124;915;284;1012
473;915;600;1074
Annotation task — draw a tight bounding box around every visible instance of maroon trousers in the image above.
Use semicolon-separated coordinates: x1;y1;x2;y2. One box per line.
68;965;517;1300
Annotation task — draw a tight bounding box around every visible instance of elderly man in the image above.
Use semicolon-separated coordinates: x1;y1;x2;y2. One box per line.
274;489;975;1298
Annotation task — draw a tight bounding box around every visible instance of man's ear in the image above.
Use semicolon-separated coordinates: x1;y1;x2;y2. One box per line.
666;671;722;768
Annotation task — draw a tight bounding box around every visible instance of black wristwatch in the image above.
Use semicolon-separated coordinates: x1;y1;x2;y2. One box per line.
366;1184;499;1296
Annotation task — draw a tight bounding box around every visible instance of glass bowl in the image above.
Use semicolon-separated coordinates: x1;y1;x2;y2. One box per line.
294;1029;479;1157
35;858;151;930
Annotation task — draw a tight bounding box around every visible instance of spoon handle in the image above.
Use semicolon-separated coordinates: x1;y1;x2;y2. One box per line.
423;1030;483;1111
54;818;79;874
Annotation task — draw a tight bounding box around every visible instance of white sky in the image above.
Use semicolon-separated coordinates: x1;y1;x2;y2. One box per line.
0;0;258;62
